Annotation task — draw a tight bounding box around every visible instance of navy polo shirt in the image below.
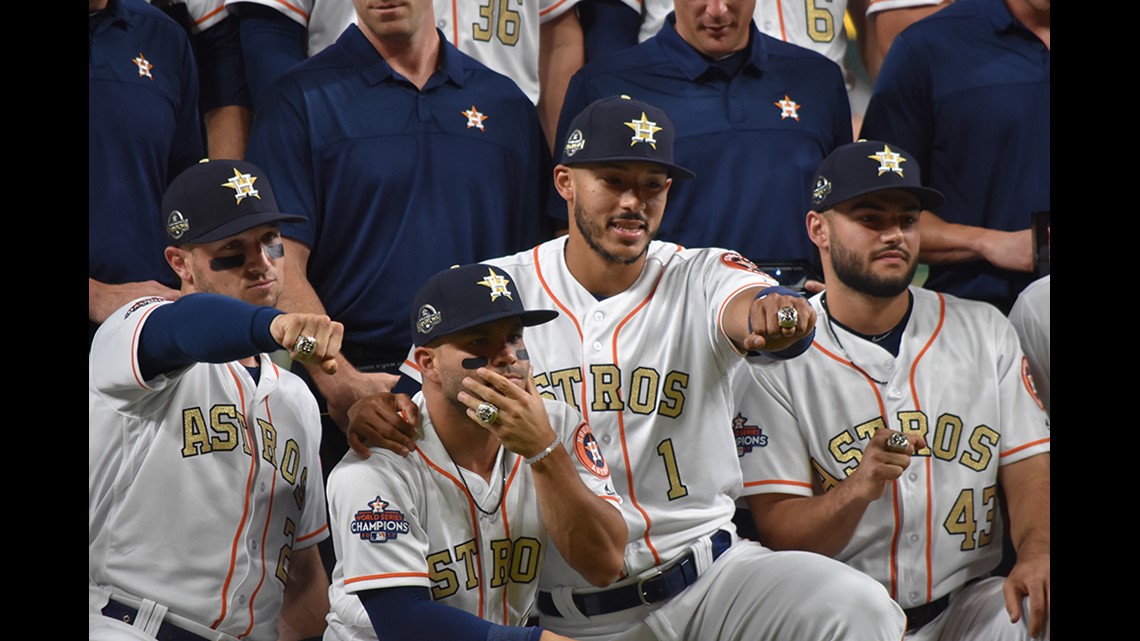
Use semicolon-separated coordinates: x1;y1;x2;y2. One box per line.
89;0;203;287
247;25;548;350
552;12;852;266
860;0;1050;310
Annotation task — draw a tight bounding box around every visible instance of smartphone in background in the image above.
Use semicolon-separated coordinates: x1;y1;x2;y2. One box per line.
1031;210;1050;278
752;262;821;295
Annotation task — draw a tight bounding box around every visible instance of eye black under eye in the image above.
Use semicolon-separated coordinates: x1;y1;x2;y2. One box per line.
209;254;245;271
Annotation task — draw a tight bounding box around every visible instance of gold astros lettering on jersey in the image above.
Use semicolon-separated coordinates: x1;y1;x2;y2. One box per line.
820;411;1000;476
490;536;542;587
181;404;248;456
428;537;543;598
535;365;689;418
534;367;583;407
180;405;313;494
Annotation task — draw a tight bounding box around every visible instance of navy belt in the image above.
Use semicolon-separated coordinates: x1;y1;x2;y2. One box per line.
904;594;950;632
537;529;732;617
101;600;212;641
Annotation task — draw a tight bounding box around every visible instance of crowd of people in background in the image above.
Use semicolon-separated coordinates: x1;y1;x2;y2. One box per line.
90;1;1050;640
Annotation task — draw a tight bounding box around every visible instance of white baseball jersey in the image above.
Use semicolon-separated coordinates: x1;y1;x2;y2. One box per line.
735;287;1050;610
89;297;329;641
627;0;851;71
1008;275;1049;416
323;392;620;641
225;0;579;104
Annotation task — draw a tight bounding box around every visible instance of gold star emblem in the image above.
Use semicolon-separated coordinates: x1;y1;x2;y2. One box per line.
775;95;800;121
462;105;488;131
868;145;907;176
625;112;663;148
222;168;261;204
477;268;513;301
132;52;154;79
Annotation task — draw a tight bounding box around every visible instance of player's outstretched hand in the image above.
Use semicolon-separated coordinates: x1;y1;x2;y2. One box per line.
346;392;420;458
1003;552;1050;638
458;366;557;459
271;312;344;375
743;292;817;353
540;631;580;641
846;429;927;503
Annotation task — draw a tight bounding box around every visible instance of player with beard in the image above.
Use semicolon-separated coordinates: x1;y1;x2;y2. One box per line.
733;140;1051;639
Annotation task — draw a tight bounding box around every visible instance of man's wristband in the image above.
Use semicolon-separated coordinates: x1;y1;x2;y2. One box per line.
524;437;561;465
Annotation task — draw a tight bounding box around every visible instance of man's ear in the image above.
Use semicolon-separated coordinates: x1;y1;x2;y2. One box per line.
165;246;193;285
806;211;829;251
415;346;441;384
553;165;574;201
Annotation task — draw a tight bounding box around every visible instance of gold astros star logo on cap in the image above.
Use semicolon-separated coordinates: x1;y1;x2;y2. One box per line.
625;112;662;148
868;145;907;176
477;268;513;301
222;168;261;204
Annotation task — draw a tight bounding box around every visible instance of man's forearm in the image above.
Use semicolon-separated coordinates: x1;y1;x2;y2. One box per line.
746;484;873;557
1000;454;1050;558
539;11;585;150
531;445;626;587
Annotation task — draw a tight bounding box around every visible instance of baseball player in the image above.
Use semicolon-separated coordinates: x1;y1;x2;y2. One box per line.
89;159;341;641
323;263;626;641
735;140;1051;639
361;95;905;640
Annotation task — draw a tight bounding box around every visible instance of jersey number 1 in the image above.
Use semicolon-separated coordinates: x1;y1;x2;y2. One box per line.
657;439;689;500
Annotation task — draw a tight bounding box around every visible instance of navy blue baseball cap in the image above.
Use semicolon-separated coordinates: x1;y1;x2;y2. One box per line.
162;159;306;246
559;95;695;180
411;264;559;346
810;140;944;212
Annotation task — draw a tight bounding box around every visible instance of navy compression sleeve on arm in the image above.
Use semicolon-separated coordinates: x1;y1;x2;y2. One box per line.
138;292;283;379
358;586;542;641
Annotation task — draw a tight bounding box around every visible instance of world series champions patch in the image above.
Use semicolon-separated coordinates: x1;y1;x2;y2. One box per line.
733;412;768;457
351;495;411;543
574;423;609;478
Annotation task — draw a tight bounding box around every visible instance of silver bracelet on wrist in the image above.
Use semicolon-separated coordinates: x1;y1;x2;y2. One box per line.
524;437;561;465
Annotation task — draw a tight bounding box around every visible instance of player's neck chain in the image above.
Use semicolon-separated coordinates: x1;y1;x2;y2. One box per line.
820;294;908;387
449;447;507;518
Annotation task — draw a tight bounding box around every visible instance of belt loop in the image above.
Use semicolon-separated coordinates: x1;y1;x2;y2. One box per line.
133;598;169;636
549;586;591;624
692;532;716;574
